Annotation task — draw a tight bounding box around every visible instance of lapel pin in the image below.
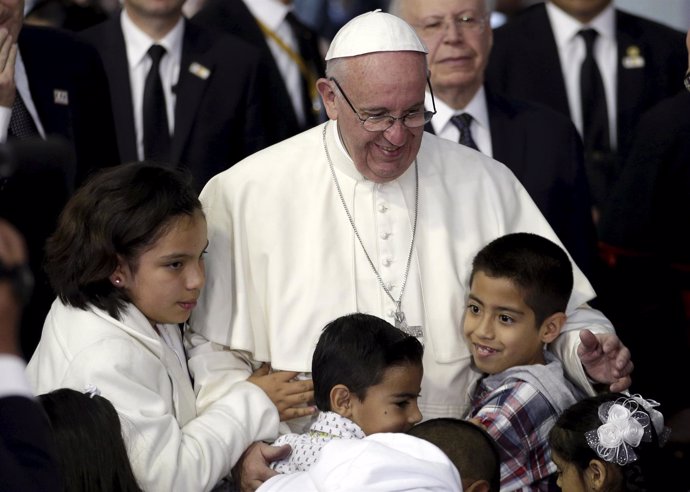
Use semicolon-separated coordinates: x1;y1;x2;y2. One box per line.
189;62;211;80
622;45;645;69
53;89;69;105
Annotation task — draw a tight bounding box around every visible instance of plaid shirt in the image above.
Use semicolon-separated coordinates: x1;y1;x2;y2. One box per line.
470;378;560;491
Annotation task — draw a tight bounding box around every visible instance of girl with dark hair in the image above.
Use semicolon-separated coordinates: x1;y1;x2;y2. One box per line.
39;388;141;492
27;163;279;491
549;393;670;492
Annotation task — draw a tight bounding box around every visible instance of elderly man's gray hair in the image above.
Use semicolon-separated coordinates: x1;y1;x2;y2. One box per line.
388;0;496;19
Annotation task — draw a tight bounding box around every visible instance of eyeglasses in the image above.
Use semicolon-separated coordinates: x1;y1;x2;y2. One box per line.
330;77;437;132
415;13;489;37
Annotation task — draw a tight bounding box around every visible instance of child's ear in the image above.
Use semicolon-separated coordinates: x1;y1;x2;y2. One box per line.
109;255;129;288
464;479;491;492
539;312;567;344
585;459;609;491
330;384;354;418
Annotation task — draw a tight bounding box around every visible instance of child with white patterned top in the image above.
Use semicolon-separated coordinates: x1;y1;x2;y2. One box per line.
270;313;424;473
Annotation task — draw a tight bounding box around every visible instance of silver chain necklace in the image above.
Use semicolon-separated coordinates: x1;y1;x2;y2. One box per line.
322;122;422;337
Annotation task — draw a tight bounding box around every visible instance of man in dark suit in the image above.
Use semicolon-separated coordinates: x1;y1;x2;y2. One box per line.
0;5;119;358
596;33;690;422
486;0;686;217
82;0;281;191
391;0;596;276
192;0;325;139
0;219;61;492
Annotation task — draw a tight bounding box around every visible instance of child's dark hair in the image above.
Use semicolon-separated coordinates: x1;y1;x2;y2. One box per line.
44;162;202;320
470;233;573;325
312;313;423;411
39;388;142;492
408;418;500;492
549;393;666;492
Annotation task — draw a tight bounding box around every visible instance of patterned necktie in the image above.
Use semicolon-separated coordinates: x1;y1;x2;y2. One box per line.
143;44;171;161
450;113;479;150
9;92;40;139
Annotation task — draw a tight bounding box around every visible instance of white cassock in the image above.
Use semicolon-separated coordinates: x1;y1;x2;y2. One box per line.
187;121;613;431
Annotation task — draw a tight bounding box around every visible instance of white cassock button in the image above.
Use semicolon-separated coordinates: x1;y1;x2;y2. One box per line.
380;232;390;240
382;257;392;267
378;203;388;213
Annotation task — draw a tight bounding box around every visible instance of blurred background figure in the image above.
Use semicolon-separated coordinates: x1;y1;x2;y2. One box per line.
193;0;326;139
0;219;61;492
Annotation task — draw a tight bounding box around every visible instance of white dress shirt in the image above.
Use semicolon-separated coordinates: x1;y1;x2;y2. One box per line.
0;51;46;143
546;1;618;149
121;11;184;160
243;0;307;126
426;86;493;157
0;355;33;398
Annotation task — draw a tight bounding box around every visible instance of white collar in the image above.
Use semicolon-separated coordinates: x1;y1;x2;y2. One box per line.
242;0;292;31
121;10;185;69
546;1;616;47
426;85;489;136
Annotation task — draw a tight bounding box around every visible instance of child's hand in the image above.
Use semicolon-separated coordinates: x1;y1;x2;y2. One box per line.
248;363;316;421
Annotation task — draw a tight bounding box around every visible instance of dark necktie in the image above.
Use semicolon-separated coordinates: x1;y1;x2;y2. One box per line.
450;113;479;150
578;29;611;208
285;12;322;126
143;44;171;161
9;92;40;139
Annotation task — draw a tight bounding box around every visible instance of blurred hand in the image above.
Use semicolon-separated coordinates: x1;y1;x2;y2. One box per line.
233;441;291;492
0;27;17;108
248;363;315;421
578;329;633;392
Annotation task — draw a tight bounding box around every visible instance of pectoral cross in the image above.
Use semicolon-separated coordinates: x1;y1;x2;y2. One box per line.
394;302;423;337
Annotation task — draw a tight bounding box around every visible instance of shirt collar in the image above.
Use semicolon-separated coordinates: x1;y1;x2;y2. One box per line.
425;86;489;136
243;0;292;31
121;10;185;69
546;1;616;48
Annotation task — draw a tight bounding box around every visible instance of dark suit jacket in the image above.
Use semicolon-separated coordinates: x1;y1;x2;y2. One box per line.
82;16;279;190
601;91;690;264
192;0;325;138
0;396;61;492
486;3;686;165
426;90;596;276
19;25;120;184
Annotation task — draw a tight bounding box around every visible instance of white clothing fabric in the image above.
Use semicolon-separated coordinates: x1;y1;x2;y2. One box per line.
121;10;183;160
0;51;46;142
243;0;306;126
187;121;613;431
426;86;493;157
271;411;366;473
0;355;33;398
546;1;618;149
27;300;279;492
258;433;463;491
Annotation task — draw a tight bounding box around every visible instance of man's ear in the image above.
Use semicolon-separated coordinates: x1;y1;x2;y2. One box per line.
316;77;338;120
585;459;608;491
539;312;567;344
330;384;354;418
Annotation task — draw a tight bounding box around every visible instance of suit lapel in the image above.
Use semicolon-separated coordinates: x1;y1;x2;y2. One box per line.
486;90;527;177
100;17;138;162
526;4;572;117
615;11;645;154
170;20;212;164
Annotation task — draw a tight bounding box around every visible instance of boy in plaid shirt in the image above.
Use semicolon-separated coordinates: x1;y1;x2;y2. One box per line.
463;233;584;491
